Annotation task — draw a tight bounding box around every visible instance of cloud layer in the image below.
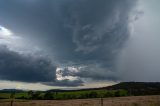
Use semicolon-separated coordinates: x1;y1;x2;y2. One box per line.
53;0;137;81
0;0;138;87
0;45;56;82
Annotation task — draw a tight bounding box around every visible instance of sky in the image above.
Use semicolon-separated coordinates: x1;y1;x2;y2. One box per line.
0;0;160;90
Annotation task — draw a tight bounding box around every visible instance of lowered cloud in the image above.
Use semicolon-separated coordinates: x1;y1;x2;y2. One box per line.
57;65;117;81
43;79;84;87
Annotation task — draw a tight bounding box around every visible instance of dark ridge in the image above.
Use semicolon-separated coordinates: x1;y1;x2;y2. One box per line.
47;82;160;93
0;89;24;93
104;82;160;90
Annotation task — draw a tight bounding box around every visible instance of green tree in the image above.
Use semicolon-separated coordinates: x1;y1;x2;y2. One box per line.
89;91;98;98
10;92;15;106
115;91;121;97
28;90;34;99
44;92;53;100
32;91;41;99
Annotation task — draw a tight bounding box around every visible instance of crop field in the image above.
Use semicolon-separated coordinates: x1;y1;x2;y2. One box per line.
0;95;160;106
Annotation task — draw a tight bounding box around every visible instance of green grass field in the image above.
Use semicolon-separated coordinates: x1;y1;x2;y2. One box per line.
0;89;128;100
0;92;28;99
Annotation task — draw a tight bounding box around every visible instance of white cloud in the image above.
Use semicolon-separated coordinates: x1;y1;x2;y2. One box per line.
0;26;20;40
0;26;13;37
0;25;44;56
56;67;79;81
0;25;20;46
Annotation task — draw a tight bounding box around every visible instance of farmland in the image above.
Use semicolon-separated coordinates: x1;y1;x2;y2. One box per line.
0;95;160;106
0;82;160;100
0;82;160;106
0;89;128;100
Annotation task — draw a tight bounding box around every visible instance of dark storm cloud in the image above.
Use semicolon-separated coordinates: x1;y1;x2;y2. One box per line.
37;0;137;66
43;79;83;87
0;45;84;86
0;45;56;82
51;0;138;81
59;66;118;81
0;0;138;85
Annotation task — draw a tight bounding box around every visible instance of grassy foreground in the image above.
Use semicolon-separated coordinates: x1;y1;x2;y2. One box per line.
0;95;160;106
0;90;128;100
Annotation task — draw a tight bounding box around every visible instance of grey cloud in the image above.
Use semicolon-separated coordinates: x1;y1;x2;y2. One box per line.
59;65;118;81
0;0;138;85
0;0;137;62
0;45;84;86
0;45;56;83
43;79;83;87
54;0;137;81
52;0;137;64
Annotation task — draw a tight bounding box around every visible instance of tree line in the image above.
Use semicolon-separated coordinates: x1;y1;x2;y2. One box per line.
21;90;128;100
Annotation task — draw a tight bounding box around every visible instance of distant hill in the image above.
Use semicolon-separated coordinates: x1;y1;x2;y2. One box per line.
104;82;160;90
0;89;24;93
103;82;160;96
47;82;160;96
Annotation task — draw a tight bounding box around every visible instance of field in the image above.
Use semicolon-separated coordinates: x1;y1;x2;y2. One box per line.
0;95;160;106
0;90;128;100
